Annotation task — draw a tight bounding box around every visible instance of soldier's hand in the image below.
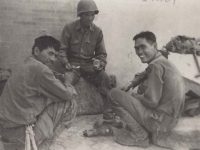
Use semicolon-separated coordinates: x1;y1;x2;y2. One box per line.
93;59;105;71
93;58;101;71
65;62;72;71
121;82;132;92
131;93;141;101
64;82;77;97
131;92;138;98
64;72;75;85
72;87;77;96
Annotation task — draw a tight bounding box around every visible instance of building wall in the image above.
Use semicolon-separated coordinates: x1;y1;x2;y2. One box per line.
0;0;200;86
0;0;79;69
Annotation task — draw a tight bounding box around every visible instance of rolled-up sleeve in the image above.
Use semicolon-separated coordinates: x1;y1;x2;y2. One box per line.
59;25;72;64
38;68;74;102
95;30;107;63
131;70;147;89
138;64;163;108
60;25;70;53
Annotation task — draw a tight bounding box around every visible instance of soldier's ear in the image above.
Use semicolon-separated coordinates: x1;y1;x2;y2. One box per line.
154;42;158;50
33;47;40;56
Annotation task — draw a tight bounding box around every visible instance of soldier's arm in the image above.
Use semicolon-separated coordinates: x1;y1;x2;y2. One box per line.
121;70;147;92
94;30;107;70
136;64;163;108
60;25;72;70
131;70;147;89
39;68;76;102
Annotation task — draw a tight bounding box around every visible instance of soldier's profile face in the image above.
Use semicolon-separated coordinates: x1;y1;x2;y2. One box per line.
35;47;57;68
80;11;95;27
134;38;157;63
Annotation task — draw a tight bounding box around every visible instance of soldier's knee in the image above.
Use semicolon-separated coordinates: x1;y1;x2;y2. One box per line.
107;88;122;105
108;88;122;97
109;74;117;88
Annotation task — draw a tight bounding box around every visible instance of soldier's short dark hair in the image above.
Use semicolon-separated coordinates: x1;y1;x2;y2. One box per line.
133;31;156;44
32;36;60;54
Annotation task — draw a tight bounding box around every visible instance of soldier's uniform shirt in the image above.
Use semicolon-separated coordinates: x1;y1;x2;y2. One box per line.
0;56;77;147
60;19;107;65
108;52;185;133
136;52;185;121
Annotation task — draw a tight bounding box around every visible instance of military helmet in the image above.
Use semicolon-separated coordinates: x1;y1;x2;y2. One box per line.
77;0;99;17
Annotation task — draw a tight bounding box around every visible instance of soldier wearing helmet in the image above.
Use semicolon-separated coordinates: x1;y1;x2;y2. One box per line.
77;0;99;17
59;0;114;120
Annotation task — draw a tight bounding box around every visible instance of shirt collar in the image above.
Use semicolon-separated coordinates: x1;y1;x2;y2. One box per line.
76;20;94;32
149;51;162;64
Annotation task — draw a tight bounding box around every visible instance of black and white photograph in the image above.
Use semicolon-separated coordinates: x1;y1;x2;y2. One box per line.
0;0;200;150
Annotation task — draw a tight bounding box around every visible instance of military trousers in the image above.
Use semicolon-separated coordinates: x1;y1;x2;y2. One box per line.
107;88;178;135
0;99;77;150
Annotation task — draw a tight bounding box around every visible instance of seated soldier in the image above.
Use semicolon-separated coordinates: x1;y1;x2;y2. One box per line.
0;36;77;150
107;31;185;148
58;0;113;120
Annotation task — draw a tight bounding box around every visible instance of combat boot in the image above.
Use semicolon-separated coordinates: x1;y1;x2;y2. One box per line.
113;107;149;148
103;109;123;128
